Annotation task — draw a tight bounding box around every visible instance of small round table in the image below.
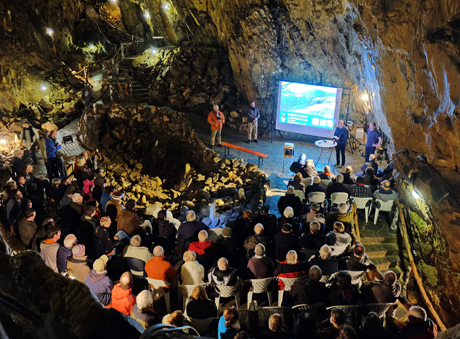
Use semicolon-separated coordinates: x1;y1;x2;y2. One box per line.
315;139;337;169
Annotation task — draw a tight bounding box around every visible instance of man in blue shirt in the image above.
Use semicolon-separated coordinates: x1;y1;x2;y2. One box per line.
365;122;382;163
246;101;260;144
45;130;64;179
333;120;349;168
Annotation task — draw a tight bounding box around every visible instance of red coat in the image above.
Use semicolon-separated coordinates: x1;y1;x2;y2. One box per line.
188;240;215;255
208;111;225;130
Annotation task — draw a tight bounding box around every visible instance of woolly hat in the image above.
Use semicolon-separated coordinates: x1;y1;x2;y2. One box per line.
72;244;85;257
93;255;109;272
282;223;292;232
222;227;232;237
112;190;123;200
64;234;77;248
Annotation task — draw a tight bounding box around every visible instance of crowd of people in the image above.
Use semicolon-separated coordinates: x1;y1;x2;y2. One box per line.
0;134;438;339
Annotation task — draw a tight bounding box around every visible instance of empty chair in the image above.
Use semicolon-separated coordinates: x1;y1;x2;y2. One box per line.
373;199;394;224
257;306;292;328
215;283;241;315
292;303;326;335
330;192;349;206
189;317;218;336
147;278;177;314
294;190;305;202
247;277;273;307
308;192;326;206
353;197;373;223
277;276;305;306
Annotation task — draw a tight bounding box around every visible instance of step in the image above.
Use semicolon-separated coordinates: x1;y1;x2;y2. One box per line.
371;256;401;271
360;236;397;245
364;243;400;257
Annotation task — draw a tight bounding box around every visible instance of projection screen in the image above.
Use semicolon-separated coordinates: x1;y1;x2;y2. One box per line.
275;81;343;138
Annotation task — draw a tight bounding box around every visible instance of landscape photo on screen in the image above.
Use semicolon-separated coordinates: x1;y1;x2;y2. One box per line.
278;81;338;129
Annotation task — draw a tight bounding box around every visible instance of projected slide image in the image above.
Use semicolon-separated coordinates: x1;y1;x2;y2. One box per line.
278;81;338;129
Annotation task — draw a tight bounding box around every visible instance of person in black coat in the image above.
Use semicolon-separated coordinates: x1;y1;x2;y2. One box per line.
299;221;326;260
309;245;339;277
326;174;351;200
215;227;243;270
328;270;361;306
253;205;277;238
289;265;329;306
342;166;355;184
231;210;253;245
152;210;177;244
277;206;302;236
273;223;299;261
333;120;349;168
305;176;327;197
186;285;218;319
277;186;303;218
176;211;209;249
300;159;318;178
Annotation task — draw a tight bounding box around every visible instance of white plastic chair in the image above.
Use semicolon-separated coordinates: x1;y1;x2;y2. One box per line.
321;179;332;187
373;199;394;224
330;244;349;256
147;277;177;314
247;277;273;307
277;276;306;306
353;197;373;223
307;192;326;206
326;305;361;317
215;283;241;315
179;283;210;313
330;192;349;205
294;190;305;201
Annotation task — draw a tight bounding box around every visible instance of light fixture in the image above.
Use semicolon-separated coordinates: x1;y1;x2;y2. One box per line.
110;0;117;3
89;43;94;49
46;28;54;36
144;12;150;19
0;138;6;145
412;190;421;200
361;93;369;101
151;47;157;54
41;85;47;91
163;4;168;9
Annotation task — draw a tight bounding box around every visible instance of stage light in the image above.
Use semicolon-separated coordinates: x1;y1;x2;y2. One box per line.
46;28;54;36
144;12;150;19
151;47;157;54
361;93;369;101
89;43;94;49
41;85;47;91
412;190;421;200
163;4;168;9
0;138;6;145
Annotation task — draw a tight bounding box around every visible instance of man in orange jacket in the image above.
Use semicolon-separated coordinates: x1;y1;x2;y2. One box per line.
111;271;136;315
207;105;225;148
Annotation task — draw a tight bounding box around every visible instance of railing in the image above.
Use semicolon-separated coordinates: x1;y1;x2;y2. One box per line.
396;201;447;331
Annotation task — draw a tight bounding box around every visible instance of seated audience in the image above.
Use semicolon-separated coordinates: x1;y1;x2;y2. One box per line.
339;325;359;339
305;176;327;197
358;312;387;339
232;210;253;245
277;186;303;219
315;308;346;339
309;245;339;277
111;271;136;316
275;250;307;290
67;244;90;282
397;306;438;339
18;208;38;248
329;270;361;305
188;230;216;270
341;244;383;284
208;258;239;297
325;221;352;247
253;205;277;238
117;199;143;236
84;254;113;306
215;227;242;269
342;166;355;184
152;209;177;244
363;167;379;186
290;153;307;173
287;173;305;192
181;250;205;285
94;216;116;255
130;290;160;329
327;174;350;199
218;307;240;339
247;243;275;279
300;159;318;178
244;223;270;258
145;246;178;285
57;233;77;273
260;313;293;338
361;154;378;174
177;210;209;249
319;165;335;181
124;235;153;277
79;205;98;249
306;203;325;224
350;176;372;198
289;265;329;306
300;221;326;259
277;206;302;235
362;270;401;304
373;180;399;201
162;310;188;327
274;223;299;261
40;219;61;272
187;285;218;319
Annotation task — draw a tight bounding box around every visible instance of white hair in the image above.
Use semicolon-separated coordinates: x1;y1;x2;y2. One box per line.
286;185;295;195
338;203;348;214
306;159;314;167
283;206;294;218
254;243;265;256
286;250;298;264
198;230;208;242
254;223;264;235
319;245;332;260
409;306;427;321
336;174;344;183
153;246;164;257
310;221;321;233
71;193;82;203
136;290;153;311
130;235;142;247
186;210;196;221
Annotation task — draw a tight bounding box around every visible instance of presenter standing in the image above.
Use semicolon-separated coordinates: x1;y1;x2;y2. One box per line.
333;120;349;168
246;101;260;143
207;105;225;148
365;122;382;162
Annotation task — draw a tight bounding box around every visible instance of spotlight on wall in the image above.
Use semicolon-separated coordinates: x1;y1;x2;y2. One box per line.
89;43;94;49
412;190;421;200
0;138;6;145
46;28;54;36
361;93;369;101
163;4;169;9
151;47;157;54
41;85;47;91
144;12;150;19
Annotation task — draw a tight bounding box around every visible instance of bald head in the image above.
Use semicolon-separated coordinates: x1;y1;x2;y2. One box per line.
120;271;133;289
198;230;208;242
153;246;164;257
218;257;229;271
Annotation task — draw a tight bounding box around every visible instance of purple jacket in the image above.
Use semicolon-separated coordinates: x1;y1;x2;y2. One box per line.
84;270;114;305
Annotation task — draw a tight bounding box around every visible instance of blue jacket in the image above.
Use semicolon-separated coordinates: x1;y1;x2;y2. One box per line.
45;137;61;158
84;270;114;305
247;106;260;123
334;127;349;144
57;246;72;273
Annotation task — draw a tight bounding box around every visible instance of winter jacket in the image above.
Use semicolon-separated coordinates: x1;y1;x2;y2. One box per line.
207;110;225;130
40;240;60;272
84;270;113;305
18;218;38;247
181;260;205;285
117;209;143;235
130;307;160;330
57;245;73;273
188;240;214;256
94;226;115;254
67;255;91;282
45;137;61;158
111;284;136;315
82;179;94;200
247;256;275;279
145;256;178;284
275;261;307;290
123;245;152;277
247;106;260;123
177;220;209;248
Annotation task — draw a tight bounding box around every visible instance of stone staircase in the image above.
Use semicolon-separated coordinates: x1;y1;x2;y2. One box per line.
356;212;404;278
